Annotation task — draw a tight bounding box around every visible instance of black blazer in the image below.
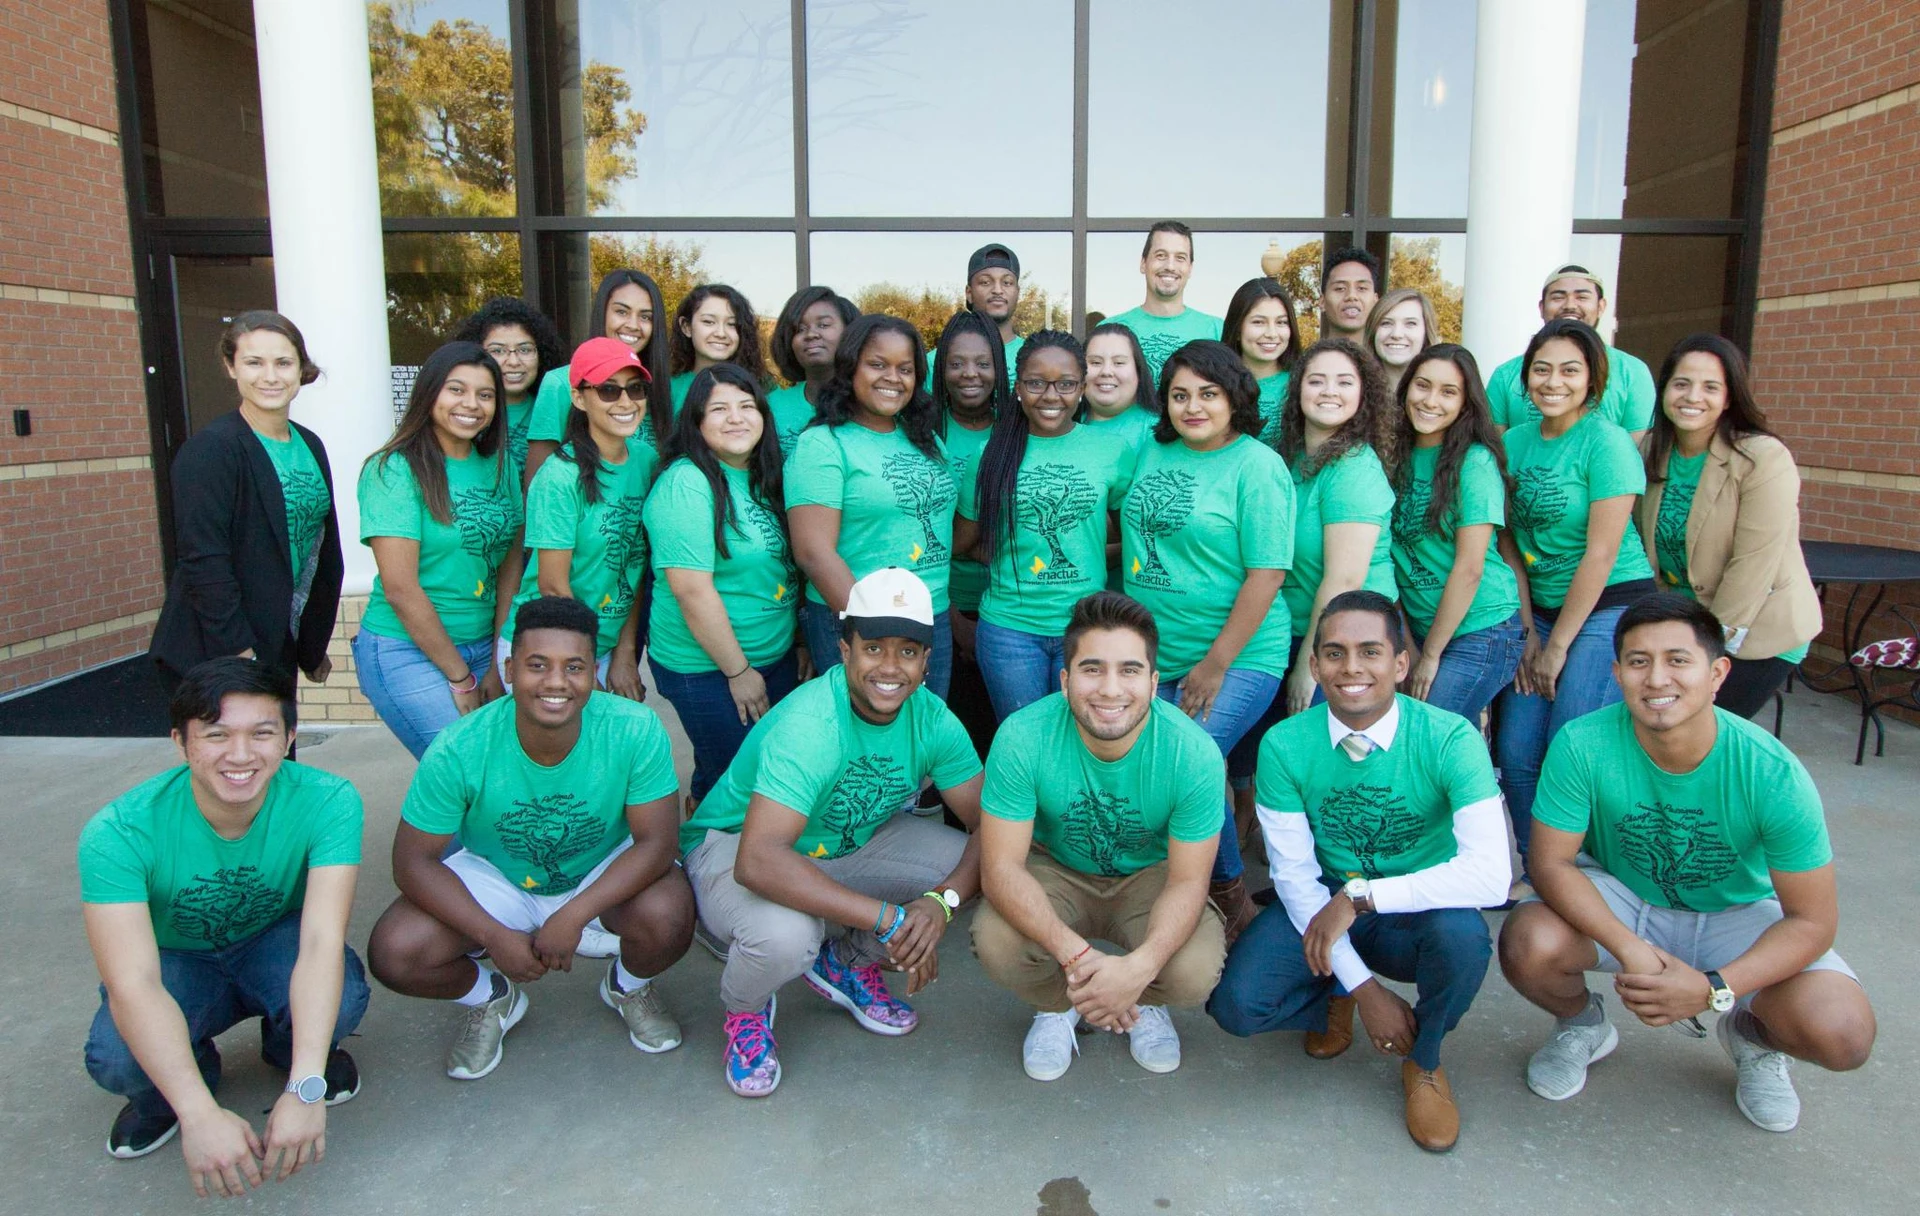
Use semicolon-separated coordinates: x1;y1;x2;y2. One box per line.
149;409;345;680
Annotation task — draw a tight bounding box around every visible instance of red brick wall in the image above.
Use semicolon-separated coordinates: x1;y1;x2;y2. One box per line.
0;0;164;696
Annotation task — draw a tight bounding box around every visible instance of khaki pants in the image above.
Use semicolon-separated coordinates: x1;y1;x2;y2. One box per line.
684;814;968;1013
971;850;1226;1012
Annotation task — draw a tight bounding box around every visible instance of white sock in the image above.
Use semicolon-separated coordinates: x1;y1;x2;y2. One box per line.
614;959;650;993
455;964;502;1007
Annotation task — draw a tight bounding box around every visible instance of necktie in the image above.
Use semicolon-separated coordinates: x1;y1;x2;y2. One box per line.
1339;732;1375;762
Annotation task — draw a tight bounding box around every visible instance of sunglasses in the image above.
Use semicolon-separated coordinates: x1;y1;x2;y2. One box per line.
585;381;648;403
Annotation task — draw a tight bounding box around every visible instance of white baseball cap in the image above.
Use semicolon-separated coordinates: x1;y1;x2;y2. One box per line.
840;568;934;645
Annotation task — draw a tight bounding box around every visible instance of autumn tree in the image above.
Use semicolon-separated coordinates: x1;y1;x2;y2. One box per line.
1264;237;1464;346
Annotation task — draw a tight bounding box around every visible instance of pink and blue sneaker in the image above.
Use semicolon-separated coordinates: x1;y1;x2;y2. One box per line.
804;941;918;1035
723;995;780;1098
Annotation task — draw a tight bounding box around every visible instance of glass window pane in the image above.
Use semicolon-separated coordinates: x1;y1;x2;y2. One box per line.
805;2;1073;217
1088;1;1330;218
1387;2;1476;218
140;0;267;216
1573;2;1633;220
1087;232;1320;328
370;1;518;218
809;232;1072;350
546;231;796;349
555;1;794;217
383;232;522;375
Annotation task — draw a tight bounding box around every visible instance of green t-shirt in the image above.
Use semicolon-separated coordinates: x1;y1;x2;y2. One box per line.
668;371;694;419
1533;703;1831;912
960;425;1133;636
785;422;958;612
1106;306;1224;388
1654;450;1707;595
1284;445;1398;637
257;429;330;578
527;365;665;463
982;694;1224;877
1122;435;1295;678
504;398;534;489
506;440;655;655
643;458;798;672
1084;406;1158;459
1255;371;1290;450
764;383;819;460
1488;345;1656;433
1390;444;1520;636
680;664;981;857
404;694;679;895
1504;412;1654;609
359;450;523;644
1256;697;1500;884
942;418;996;614
78;763;363;952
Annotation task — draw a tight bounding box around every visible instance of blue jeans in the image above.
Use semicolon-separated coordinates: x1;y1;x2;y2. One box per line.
973;620;1066;721
1413;613;1526;726
353;630;495;760
1227;637;1310;791
650;650;800;801
1495;603;1629;861
1156;669;1279;884
801;599;953;702
1208;900;1492;1070
85;913;371;1119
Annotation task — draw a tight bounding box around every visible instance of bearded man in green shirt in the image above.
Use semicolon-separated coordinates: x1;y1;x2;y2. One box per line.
1105;221;1223;387
1501;593;1875;1133
1485;264;1656;440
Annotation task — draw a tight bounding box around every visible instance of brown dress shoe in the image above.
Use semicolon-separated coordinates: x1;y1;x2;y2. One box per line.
1209;877;1256;946
1303;995;1356;1059
1402;1061;1460;1152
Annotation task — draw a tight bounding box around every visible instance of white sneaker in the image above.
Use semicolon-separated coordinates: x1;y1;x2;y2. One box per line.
1526;998;1618;1100
1127;1004;1182;1074
1718;1012;1799;1132
1022;1009;1081;1081
575;921;621;959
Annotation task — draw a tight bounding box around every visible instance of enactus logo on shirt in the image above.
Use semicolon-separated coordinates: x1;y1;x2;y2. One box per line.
882;452;954;566
1019;463;1099;585
595;495;648;619
1509;467;1573;576
811;754;910;858
1124;469;1196;589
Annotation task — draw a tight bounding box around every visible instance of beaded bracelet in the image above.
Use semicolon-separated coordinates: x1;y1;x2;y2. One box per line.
1063;943;1093;969
875;903;908;944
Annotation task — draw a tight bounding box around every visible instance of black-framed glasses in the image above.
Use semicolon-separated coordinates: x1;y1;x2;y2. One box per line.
1019;376;1082;397
587;381;648;403
484;343;537;361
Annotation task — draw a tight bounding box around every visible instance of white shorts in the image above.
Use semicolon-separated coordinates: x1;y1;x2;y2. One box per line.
444;838;629;935
494;636;612;691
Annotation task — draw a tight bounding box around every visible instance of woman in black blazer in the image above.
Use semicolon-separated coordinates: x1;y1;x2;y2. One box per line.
149;311;344;689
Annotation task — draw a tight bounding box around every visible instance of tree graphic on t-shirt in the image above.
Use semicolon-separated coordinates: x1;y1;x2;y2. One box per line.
1058;789;1158;877
1019;463;1100;582
453;486;516;596
169;865;284;949
507;415;531;478
1390;479;1445;591
1136;334;1185;383
1314;783;1425;880
1613;800;1741;912
883;453;953;563
1508;467;1568;536
595;493;649;621
494;793;608;894
744;497;798;598
1124;469;1196;589
281;466;330;560
815;754;910;856
1655;480;1698;588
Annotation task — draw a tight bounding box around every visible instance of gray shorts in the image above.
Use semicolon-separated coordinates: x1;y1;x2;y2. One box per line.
1534;862;1857;1001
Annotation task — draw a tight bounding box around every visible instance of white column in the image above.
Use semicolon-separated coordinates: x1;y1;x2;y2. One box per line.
1462;0;1586;367
254;0;390;594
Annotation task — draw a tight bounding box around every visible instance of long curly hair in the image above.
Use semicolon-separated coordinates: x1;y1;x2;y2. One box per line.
812;314;942;461
668;284;767;383
1279;337;1398;477
1389;344;1508;535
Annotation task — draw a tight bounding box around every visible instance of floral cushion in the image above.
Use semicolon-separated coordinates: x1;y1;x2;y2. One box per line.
1851;636;1919;670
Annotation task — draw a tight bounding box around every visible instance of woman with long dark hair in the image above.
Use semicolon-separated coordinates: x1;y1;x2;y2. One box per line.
1221;278;1302;449
1121;338;1294;938
451;296;565;486
787;315;959;699
1638;333;1819;718
1082;321;1161;455
525;269;670;483
955;331;1132;719
1494;317;1657;865
149;310;343;695
1387;344;1524;724
668;284;767;417
766;287;858;455
500;337;657;699
353;341;525;758
645;365;801;801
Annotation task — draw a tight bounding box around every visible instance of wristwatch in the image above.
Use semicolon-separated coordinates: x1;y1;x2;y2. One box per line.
922;888;961;923
1341;877;1372;912
1705;969;1736;1013
286;1073;327;1105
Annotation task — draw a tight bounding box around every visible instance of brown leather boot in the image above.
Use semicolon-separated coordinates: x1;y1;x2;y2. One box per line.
1303;995;1356;1059
1402;1060;1460;1152
1208;876;1255;946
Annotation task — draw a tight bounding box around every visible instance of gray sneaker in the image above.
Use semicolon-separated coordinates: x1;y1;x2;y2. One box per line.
1127;1004;1182;1074
1718;1012;1799;1131
446;977;527;1081
1022;1009;1080;1081
601;966;683;1053
1526;1001;1619;1100
693;920;730;962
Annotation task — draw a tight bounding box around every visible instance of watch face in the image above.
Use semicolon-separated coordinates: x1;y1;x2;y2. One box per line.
1711;990;1736;1013
940;889;960;908
294;1074;327;1104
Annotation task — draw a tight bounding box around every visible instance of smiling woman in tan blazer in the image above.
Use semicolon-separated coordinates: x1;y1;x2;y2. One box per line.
1639;334;1821;718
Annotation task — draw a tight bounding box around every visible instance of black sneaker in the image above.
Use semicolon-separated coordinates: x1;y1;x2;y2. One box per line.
323;1047;361;1106
107;1102;179;1159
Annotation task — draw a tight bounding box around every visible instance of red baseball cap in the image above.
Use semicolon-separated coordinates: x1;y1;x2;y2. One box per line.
569;336;651;387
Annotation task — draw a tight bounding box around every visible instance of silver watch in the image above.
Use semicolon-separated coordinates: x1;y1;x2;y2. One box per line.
1341;877;1371;909
286;1073;327;1105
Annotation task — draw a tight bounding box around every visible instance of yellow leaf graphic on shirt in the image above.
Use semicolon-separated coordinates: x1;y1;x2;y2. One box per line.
910;542;924;563
1131;556;1141;575
520;875;541;890
808;843;829;858
600;592;614;608
1522;551;1538;567
774;582;788;602
1030;555;1046;575
473;578;486;598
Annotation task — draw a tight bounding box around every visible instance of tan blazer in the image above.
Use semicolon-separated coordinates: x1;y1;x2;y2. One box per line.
1638;431;1821;660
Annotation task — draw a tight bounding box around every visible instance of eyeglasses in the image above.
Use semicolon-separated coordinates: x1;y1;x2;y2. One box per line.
587;381;648;403
1019;377;1082;398
484;343;537;361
